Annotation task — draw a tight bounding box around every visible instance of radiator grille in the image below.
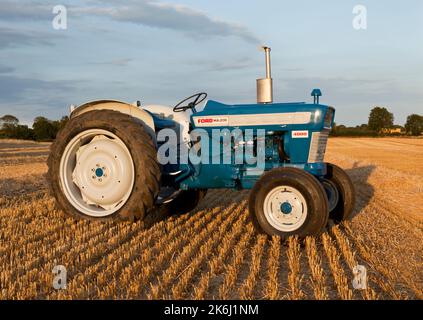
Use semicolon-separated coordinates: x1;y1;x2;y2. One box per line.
308;131;329;163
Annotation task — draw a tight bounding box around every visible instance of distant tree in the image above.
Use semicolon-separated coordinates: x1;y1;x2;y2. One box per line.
0;114;20;138
405;114;423;136
368;107;394;133
329;122;378;137
33;116;55;141
0;114;19;128
14;125;34;140
0;114;68;140
32;115;68;141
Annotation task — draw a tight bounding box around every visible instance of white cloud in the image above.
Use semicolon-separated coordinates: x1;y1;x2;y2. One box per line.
0;0;259;44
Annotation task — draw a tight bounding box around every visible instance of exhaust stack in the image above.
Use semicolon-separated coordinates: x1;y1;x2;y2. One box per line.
256;46;273;104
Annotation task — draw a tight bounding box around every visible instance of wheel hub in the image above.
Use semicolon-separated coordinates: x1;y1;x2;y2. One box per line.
263;186;308;232
280;201;293;214
70;134;134;212
95;167;104;178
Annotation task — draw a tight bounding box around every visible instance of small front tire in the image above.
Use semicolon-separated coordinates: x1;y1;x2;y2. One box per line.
323;163;356;223
249;167;329;239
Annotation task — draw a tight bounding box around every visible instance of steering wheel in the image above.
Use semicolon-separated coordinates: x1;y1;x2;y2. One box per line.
173;92;207;113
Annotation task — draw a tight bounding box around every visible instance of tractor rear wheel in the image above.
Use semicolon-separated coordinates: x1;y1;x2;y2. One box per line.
323;163;356;223
47;110;160;221
249;167;329;239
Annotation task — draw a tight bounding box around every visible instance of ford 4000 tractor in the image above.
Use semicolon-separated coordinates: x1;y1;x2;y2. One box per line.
47;47;355;239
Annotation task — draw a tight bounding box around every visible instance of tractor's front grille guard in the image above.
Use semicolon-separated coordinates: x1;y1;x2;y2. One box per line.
307;131;329;163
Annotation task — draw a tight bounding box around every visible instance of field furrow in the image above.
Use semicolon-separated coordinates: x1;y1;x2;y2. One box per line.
0;137;421;299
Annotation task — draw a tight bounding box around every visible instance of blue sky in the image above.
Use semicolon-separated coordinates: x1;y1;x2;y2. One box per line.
0;0;422;126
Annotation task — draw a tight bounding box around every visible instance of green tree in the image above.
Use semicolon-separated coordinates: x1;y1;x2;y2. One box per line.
0;114;20;137
14;125;34;140
368;107;394;133
0;114;19;127
33;116;55;141
405;114;423;136
32;116;68;141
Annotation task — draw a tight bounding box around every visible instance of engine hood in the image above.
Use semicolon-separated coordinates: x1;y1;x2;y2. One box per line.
191;100;334;131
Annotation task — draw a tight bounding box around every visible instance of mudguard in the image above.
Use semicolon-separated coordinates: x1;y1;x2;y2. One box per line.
70;100;155;139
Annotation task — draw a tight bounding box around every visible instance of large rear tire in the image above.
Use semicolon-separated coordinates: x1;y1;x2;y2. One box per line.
47;110;160;221
323;163;356;223
249;167;329;239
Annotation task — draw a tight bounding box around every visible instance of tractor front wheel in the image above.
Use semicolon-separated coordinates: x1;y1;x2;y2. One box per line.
322;163;356;223
249;167;329;239
47;110;160;221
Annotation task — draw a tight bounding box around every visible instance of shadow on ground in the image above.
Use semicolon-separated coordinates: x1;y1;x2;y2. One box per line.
134;162;376;232
345;162;376;219
140;190;247;231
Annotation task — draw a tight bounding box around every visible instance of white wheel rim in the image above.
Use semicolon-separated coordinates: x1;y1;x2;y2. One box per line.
59;129;135;217
263;186;308;232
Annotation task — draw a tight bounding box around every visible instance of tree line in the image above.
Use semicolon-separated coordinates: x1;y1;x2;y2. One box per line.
0;115;69;141
331;107;422;137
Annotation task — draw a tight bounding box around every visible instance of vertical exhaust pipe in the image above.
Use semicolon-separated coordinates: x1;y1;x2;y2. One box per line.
257;46;273;104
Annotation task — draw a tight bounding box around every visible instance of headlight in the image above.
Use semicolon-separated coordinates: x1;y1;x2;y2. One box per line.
324;108;334;129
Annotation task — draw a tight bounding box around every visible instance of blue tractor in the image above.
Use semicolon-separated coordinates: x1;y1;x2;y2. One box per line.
47;47;355;239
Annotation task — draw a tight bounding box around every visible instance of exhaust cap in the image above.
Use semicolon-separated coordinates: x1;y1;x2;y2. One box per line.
311;88;322;104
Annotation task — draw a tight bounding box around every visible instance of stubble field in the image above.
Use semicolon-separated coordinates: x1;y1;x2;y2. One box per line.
0;137;422;300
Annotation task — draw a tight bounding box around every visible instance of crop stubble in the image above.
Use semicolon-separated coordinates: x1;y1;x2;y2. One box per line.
0;138;421;299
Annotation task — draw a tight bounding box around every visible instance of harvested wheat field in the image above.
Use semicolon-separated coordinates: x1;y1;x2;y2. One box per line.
0;137;422;300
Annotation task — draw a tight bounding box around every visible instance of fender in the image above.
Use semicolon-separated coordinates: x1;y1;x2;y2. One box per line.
70;99;156;140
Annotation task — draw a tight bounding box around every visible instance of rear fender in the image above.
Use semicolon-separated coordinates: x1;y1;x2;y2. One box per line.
70;100;156;141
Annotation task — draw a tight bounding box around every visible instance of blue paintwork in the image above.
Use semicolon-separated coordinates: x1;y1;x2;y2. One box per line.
144;110;177;131
311;89;322;104
281;202;292;214
311;89;322;97
149;94;335;191
191;100;333;162
95;168;103;177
